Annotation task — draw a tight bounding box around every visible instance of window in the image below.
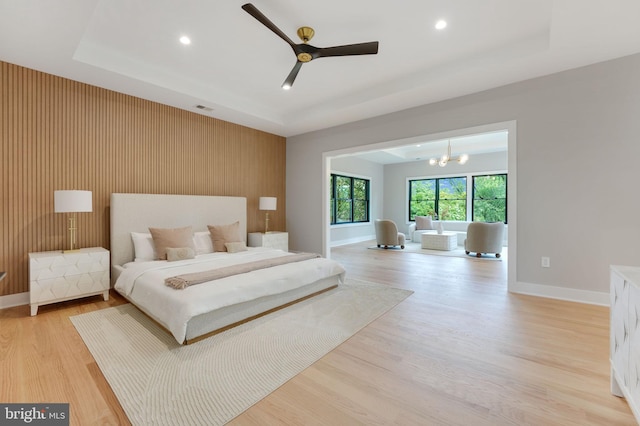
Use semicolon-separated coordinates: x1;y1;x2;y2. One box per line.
409;177;467;221
437;177;467;220
330;174;370;224
409;179;435;220
472;174;507;223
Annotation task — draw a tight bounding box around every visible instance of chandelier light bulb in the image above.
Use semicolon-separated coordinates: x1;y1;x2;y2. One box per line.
435;20;447;30
428;139;470;167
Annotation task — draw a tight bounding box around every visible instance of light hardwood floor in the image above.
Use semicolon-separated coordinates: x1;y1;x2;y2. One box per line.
0;242;635;425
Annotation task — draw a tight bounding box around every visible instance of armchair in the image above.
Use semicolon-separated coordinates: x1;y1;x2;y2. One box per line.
464;222;504;258
408;215;436;242
374;219;406;249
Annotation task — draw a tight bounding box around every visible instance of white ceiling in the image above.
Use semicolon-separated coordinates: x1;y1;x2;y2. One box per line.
1;1;640;138
352;131;508;165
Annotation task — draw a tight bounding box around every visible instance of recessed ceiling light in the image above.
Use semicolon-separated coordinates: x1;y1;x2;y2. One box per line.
179;35;191;45
435;20;447;30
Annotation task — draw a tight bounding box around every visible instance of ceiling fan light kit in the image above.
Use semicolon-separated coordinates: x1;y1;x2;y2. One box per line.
241;3;379;89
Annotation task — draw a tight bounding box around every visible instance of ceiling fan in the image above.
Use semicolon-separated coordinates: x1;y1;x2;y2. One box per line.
241;3;379;90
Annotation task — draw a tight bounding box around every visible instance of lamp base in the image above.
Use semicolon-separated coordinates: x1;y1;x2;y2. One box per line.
65;215;79;252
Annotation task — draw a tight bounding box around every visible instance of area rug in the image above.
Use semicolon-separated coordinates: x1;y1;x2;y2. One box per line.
70;279;412;426
368;242;505;261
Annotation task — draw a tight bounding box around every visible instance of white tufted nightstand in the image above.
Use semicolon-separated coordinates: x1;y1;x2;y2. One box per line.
29;247;110;315
247;232;288;252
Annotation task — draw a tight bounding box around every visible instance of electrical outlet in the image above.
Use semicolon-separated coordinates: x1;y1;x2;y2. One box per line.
541;257;550;268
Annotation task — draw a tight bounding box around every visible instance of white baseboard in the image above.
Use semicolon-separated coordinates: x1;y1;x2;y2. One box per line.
511;281;609;306
330;235;376;247
0;291;29;310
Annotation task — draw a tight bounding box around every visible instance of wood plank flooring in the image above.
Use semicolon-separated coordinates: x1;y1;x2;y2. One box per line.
0;241;635;425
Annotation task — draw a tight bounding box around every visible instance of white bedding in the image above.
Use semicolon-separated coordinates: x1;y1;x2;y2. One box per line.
114;247;346;343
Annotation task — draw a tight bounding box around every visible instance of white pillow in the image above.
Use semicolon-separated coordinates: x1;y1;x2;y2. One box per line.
415;216;434;230
131;232;156;262
193;231;214;254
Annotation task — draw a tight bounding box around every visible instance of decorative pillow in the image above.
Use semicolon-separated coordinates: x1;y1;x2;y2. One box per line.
415;216;433;230
193;231;214;254
166;247;196;262
207;221;242;252
225;241;248;253
149;226;195;260
131;232;156;262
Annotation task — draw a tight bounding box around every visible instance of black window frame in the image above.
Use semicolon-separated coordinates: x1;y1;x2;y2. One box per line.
330;174;370;225
471;173;508;224
408;176;467;221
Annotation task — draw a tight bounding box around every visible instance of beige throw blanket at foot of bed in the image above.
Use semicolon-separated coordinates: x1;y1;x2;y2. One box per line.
165;252;321;289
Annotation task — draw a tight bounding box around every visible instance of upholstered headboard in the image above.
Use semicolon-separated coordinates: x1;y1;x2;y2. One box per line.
110;193;247;281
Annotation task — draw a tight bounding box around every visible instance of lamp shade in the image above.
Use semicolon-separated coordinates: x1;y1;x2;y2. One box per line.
54;190;93;213
259;197;277;211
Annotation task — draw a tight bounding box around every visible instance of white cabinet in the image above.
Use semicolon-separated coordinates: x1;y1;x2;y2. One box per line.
247;232;288;252
629;285;640;405
29;247;110;315
610;265;640;421
611;268;630;393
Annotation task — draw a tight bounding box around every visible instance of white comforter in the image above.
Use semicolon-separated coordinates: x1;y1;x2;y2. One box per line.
114;247;346;343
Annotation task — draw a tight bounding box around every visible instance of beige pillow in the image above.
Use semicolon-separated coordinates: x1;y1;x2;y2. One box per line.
415;216;433;230
208;221;242;252
166;247;196;262
225;241;248;253
149;226;195;260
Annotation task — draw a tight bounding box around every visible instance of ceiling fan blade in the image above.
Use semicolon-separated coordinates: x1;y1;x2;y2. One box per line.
317;41;379;58
241;3;296;48
282;61;303;90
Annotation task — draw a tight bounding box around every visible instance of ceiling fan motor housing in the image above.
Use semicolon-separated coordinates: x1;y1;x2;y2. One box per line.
297;26;315;43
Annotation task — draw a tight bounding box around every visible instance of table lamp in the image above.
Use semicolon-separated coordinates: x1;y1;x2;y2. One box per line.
259;197;277;233
54;190;92;252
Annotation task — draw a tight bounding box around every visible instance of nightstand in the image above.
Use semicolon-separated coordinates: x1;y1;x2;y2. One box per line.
29;247;110;316
247;232;288;252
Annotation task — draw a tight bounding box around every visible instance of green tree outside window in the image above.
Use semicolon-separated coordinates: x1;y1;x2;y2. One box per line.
330;174;370;225
472;174;507;222
409;177;467;221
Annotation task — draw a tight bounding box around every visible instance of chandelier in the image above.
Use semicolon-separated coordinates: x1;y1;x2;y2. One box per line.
428;140;469;167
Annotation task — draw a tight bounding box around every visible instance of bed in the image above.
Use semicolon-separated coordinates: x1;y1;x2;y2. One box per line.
110;193;346;344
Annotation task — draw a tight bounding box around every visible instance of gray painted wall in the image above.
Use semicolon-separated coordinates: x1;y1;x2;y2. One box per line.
287;52;640;303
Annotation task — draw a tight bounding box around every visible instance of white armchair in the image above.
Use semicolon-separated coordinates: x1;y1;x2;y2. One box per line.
464;222;505;258
408;216;436;242
375;219;406;249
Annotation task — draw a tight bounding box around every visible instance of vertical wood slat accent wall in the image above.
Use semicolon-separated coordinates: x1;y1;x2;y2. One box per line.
0;61;286;297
